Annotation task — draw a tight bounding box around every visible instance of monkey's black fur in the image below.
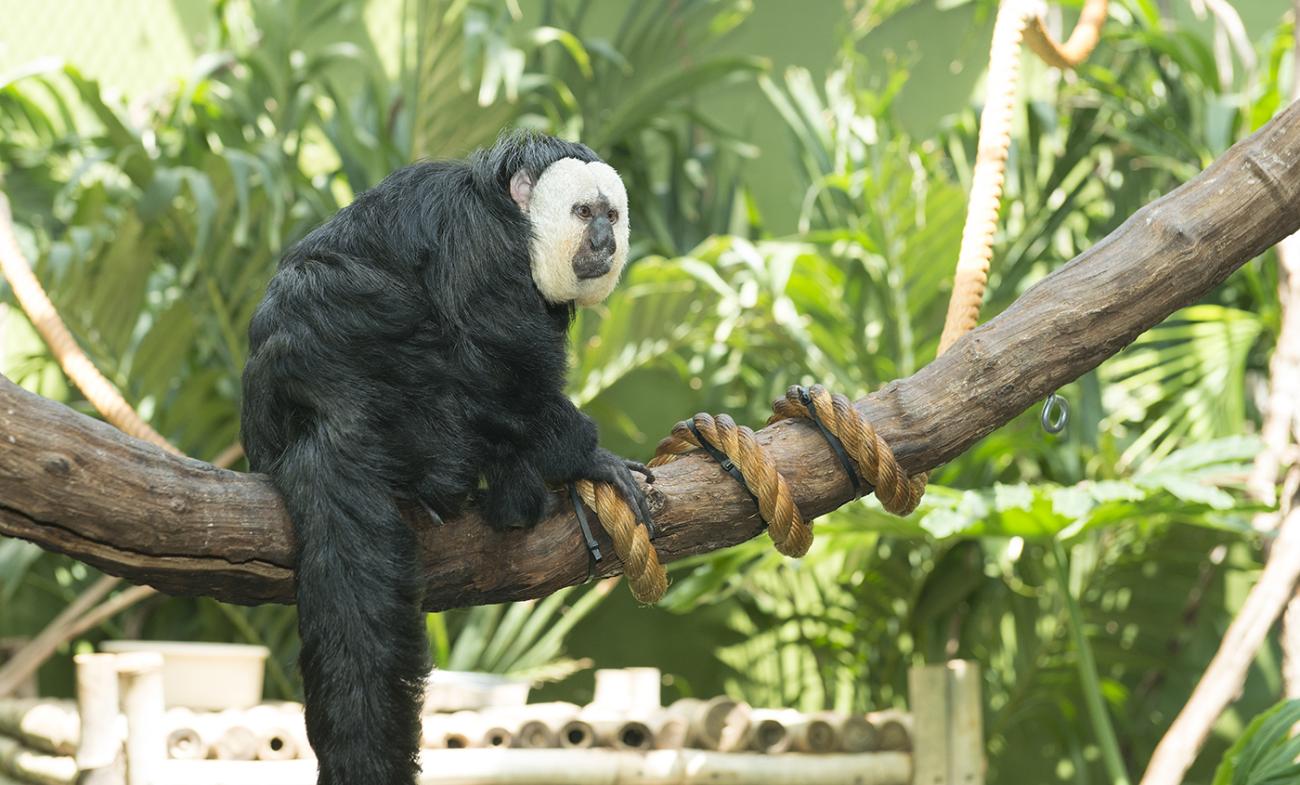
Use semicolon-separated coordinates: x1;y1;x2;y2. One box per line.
240;133;652;785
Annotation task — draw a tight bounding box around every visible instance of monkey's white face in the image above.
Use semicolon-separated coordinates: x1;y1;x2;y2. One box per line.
511;158;630;306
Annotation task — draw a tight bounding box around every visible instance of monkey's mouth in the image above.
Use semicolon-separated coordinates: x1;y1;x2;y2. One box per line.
573;255;613;280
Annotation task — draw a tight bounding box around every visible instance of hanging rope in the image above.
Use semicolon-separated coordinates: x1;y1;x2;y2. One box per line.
939;0;1109;353
601;0;1108;603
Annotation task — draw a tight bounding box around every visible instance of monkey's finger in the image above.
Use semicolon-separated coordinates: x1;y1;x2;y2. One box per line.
624;460;655;484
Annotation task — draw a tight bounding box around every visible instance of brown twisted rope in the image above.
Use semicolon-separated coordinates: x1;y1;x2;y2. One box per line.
770;385;928;516
938;0;1108;353
651;413;812;558
574;479;667;602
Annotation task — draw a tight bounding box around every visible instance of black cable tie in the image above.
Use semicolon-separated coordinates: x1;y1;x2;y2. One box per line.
568;482;601;581
685;420;763;514
798;386;871;498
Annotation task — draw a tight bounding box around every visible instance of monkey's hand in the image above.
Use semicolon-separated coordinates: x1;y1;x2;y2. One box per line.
586;448;656;537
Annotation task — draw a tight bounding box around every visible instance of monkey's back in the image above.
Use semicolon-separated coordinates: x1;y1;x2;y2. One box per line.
240;160;573;518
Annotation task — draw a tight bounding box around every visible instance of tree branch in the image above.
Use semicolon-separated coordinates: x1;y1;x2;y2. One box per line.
2;101;1299;612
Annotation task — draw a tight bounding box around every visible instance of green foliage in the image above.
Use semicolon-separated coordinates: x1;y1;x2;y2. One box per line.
1212;700;1300;785
430;582;610;682
1;3;1296;783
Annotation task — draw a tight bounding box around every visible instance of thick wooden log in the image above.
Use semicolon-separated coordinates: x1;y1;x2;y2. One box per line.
1;102;1298;611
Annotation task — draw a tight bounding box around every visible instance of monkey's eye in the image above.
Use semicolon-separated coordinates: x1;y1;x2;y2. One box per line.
574;204;593;220
607;209;619;223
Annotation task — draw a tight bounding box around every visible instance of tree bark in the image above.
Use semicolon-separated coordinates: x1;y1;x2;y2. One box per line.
2;101;1300;612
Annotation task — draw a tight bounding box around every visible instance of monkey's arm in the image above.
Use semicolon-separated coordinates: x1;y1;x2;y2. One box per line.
478;394;654;531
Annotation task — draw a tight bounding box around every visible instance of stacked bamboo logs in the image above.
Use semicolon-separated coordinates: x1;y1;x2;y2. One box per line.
1;660;977;785
420;700;913;754
419;669;914;755
421;701;909;759
0;699;80;785
160;704;311;762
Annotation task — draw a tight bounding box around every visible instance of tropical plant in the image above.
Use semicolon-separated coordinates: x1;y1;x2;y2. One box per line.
1212;700;1300;785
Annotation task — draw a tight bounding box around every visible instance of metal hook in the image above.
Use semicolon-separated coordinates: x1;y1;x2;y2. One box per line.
1041;392;1069;434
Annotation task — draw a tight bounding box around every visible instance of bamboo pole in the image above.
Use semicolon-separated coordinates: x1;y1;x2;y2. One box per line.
645;712;687;750
751;709;836;754
116;654;163;785
825;712;877;753
243;705;303;761
584;716;653;751
865;711;913;752
476;703;582;749
742;714;788;754
664;697;749;751
909;662;983;785
163;717;207;761
73;653;120;777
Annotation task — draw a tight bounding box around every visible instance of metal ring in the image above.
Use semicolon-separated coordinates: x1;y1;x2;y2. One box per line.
1041;392;1069;434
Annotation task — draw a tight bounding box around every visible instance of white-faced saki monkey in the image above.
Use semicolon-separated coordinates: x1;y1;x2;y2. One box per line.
240;132;655;785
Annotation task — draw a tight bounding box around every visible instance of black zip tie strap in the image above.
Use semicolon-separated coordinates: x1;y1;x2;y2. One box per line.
686;420;763;513
797;386;872;498
568;482;601;581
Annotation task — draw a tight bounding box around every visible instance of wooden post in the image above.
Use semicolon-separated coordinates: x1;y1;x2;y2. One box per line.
74;653;122;785
116;653;164;785
909;661;984;785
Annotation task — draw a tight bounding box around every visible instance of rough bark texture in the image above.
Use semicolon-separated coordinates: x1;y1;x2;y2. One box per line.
2;101;1299;612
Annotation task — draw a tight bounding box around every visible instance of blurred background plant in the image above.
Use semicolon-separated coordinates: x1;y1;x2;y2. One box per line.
0;1;1295;782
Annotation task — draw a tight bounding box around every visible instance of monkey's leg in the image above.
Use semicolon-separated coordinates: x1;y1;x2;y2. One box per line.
526;397;657;534
481;459;552;530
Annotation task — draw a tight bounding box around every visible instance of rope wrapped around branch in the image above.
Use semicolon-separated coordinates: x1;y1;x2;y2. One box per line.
770;386;927;516
651;413;812;558
573;479;667;602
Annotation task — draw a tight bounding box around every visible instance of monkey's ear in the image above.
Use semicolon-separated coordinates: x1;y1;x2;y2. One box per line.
509;169;534;212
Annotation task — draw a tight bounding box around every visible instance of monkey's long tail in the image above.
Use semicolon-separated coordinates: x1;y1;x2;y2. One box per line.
277;434;427;785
